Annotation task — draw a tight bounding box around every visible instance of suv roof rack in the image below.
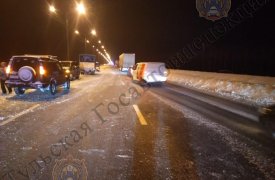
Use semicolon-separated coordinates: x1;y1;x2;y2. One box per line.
23;54;58;59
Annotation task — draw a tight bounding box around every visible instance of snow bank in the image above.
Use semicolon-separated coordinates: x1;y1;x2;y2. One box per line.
167;70;275;106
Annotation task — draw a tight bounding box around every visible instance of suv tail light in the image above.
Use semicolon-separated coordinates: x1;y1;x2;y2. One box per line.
6;65;11;74
39;66;45;75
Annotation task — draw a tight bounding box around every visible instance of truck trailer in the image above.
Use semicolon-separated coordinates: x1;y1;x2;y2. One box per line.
119;53;135;71
79;54;96;75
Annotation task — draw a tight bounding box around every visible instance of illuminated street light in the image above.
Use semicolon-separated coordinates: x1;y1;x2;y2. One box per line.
101;45;104;49
76;2;86;15
48;3;86;60
91;29;96;36
98;40;101;44
49;5;56;13
86;40;90;43
74;30;79;34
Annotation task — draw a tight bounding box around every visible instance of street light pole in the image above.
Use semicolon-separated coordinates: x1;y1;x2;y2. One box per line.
48;3;86;60
65;17;70;60
84;37;87;53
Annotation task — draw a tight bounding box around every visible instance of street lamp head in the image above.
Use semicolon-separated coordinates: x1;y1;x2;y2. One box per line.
49;5;56;13
98;40;101;44
86;40;90;43
91;29;96;36
74;30;79;35
101;45;104;49
76;2;86;15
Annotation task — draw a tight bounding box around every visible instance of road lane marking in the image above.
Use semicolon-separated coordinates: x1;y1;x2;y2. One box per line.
133;104;148;125
0;104;40;126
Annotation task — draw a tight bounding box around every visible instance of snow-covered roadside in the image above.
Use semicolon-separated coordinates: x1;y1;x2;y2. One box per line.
167;70;275;107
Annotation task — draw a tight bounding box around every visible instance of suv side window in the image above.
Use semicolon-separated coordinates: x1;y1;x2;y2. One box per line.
56;62;63;72
42;61;61;74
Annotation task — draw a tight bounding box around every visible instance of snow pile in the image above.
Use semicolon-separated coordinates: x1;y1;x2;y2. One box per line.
167;70;275;106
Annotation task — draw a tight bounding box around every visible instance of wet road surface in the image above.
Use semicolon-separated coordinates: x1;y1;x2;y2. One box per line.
0;67;274;179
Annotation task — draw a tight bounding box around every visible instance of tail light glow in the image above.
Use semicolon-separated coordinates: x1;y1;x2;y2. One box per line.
40;66;45;75
6;65;11;74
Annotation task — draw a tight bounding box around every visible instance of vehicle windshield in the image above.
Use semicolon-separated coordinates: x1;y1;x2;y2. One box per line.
79;55;96;62
60;62;71;67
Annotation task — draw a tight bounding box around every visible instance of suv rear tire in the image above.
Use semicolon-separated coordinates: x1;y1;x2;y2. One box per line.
50;81;57;95
14;87;25;95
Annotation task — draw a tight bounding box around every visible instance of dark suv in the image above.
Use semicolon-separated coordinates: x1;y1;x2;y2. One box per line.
60;61;80;80
5;55;70;95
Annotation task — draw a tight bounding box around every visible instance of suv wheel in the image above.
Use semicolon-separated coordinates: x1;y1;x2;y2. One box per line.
64;79;70;90
50;81;57;95
14;87;25;95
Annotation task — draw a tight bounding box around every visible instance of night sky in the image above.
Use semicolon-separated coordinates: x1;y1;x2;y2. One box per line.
0;0;274;76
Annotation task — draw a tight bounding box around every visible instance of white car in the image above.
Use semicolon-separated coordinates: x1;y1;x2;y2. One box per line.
132;62;168;84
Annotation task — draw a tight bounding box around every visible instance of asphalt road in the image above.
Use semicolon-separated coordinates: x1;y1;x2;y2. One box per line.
0;66;274;180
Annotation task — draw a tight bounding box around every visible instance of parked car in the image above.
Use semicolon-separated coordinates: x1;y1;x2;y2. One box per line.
5;55;70;95
60;61;80;80
131;62;168;84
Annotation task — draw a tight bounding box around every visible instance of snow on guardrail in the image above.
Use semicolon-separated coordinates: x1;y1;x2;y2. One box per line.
167;70;275;107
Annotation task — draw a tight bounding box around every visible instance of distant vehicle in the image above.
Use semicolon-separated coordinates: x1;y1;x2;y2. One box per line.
132;62;168;84
95;61;100;72
119;53;135;71
60;61;80;80
5;55;70;95
79;54;96;75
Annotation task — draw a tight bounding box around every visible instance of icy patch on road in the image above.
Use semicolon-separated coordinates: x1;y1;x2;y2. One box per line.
151;92;275;179
116;155;132;158
168;70;275;106
153;104;172;179
79;149;105;154
21;146;32;151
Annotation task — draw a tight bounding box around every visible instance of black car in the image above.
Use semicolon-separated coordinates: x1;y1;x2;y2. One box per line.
5;55;70;95
60;61;80;80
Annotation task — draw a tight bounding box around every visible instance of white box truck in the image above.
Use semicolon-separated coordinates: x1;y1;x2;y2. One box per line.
119;53;135;71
